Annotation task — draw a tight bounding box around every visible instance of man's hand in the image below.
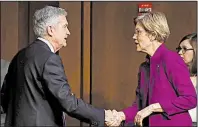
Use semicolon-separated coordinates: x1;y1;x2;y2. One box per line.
105;110;125;126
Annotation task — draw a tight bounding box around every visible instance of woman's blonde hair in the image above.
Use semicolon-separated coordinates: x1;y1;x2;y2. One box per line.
134;12;170;42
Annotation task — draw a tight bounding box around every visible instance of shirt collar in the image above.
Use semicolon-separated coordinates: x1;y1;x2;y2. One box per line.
37;37;55;53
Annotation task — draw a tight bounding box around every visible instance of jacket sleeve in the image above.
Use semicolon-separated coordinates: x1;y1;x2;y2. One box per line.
159;54;197;117
42;54;104;126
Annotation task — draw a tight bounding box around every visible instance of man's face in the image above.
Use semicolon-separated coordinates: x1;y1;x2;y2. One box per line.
52;15;70;49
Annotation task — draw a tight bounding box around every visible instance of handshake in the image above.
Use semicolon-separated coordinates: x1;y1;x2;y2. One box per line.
104;103;159;126
104;110;126;126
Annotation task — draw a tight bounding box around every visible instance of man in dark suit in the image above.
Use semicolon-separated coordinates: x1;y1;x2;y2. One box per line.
1;6;105;126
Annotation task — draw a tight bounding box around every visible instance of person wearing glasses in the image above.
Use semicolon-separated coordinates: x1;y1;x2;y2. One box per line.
176;33;197;126
105;12;197;126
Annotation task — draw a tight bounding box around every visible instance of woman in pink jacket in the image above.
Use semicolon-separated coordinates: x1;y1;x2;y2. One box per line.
105;12;197;126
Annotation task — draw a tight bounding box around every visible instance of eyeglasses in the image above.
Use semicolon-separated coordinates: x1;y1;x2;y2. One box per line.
134;29;146;36
176;47;194;54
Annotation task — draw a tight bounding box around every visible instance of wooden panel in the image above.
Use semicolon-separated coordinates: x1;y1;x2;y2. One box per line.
18;2;29;50
82;2;91;126
82;1;91;106
59;2;81;126
1;2;19;61
91;1;197;112
151;2;197;50
92;2;141;110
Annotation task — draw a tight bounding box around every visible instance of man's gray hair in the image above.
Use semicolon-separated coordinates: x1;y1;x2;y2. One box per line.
33;6;67;37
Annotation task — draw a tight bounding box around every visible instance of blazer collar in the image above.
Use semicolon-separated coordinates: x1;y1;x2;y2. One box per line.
150;43;167;62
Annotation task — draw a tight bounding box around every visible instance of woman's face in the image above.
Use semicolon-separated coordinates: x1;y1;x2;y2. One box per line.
133;22;152;53
178;39;194;65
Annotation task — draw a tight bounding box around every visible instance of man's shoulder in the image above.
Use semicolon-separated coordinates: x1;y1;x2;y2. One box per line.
46;53;62;63
29;39;51;51
11;42;55;67
26;40;54;57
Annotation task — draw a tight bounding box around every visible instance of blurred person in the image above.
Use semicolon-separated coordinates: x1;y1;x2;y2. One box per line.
1;59;10;87
1;59;10;126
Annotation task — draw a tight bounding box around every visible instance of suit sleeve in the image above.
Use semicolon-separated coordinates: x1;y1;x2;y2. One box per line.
159;54;197;117
42;54;104;126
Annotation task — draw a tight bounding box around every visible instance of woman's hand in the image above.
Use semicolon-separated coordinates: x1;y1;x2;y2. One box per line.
134;103;164;126
134;105;153;126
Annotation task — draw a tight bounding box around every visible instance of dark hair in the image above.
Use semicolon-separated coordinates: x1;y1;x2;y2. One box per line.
179;33;197;76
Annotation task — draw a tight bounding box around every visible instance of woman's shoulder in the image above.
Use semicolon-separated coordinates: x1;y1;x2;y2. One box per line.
162;48;181;61
161;48;185;66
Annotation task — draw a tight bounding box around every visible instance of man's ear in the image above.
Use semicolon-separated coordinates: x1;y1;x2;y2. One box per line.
47;26;54;37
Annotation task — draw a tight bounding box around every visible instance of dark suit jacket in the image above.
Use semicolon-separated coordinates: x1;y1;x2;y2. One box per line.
1;39;104;126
